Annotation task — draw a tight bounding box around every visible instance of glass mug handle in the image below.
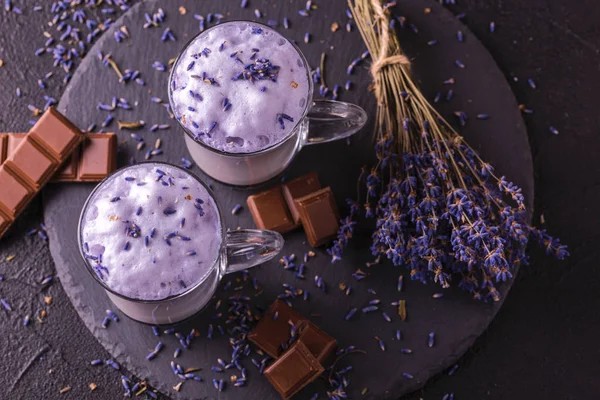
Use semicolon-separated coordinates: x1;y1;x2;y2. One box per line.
225;229;284;273
304;100;368;145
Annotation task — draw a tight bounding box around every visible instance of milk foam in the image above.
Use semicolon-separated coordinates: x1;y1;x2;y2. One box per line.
80;163;222;301
170;21;310;154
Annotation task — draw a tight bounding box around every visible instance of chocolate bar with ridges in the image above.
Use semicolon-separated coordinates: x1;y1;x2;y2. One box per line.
5;136;59;190
0;208;11;238
29;108;81;159
0;133;117;183
0;135;6;162
76;134;117;182
0;165;34;219
0;108;83;240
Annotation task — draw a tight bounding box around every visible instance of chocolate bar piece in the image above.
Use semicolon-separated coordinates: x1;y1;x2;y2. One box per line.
29;108;81;159
76;133;117;181
264;341;324;399
248;299;307;358
297;322;337;364
0;135;6;161
7;135;24;155
0;210;10;237
5;136;59;190
54;151;79;181
0;165;34;219
282;172;321;224
0;108;83;239
294;187;340;247
0;133;117;183
247;186;298;234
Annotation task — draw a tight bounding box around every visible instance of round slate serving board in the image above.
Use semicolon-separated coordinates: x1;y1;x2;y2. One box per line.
43;0;533;399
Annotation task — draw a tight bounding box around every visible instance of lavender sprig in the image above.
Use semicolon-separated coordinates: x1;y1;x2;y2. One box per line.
330;0;569;301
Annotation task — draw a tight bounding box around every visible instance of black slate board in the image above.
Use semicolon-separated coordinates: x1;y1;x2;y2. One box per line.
42;0;533;399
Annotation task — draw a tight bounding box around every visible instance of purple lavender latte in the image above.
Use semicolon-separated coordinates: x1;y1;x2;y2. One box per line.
169;21;310;154
80;163;222;301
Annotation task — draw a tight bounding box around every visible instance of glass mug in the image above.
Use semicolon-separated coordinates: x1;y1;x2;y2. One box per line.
78;162;284;325
169;21;368;186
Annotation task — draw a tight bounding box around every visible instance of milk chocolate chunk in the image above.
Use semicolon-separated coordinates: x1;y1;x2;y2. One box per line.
2;133;117;183
247;186;297;233
282;172;321;224
264;341;324;399
77;134;118;181
0;108;83;240
0;134;7;162
0;165;34;218
7;135;24;155
29;107;81;159
297;322;337;363
5;136;58;189
54;152;79;181
248;299;307;358
0;210;10;238
294;187;340;247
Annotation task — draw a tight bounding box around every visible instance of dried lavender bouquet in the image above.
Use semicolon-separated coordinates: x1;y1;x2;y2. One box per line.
329;0;568;301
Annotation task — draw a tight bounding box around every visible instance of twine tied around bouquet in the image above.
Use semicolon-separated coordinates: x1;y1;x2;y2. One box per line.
371;54;410;76
369;0;410;77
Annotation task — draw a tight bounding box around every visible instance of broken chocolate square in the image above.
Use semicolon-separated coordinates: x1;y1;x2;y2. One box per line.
294;187;340;247
247;186;298;233
297;321;337;363
282;172;321;224
264;340;324;399
248;299;308;358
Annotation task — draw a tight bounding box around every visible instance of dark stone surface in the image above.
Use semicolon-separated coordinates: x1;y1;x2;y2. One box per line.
0;1;597;400
43;0;531;399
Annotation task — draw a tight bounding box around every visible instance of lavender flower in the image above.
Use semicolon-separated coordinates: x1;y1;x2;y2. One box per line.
329;135;568;301
326;2;568;302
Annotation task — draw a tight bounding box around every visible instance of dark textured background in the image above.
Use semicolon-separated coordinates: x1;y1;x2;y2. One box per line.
0;0;598;399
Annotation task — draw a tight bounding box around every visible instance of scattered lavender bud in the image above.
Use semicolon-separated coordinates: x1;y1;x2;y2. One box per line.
1;299;12;311
428;332;435;347
448;364;459;376
106;309;119;322
345;307;358;320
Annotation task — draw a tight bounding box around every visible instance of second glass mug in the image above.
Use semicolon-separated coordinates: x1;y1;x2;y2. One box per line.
77;162;284;325
168;20;368;186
